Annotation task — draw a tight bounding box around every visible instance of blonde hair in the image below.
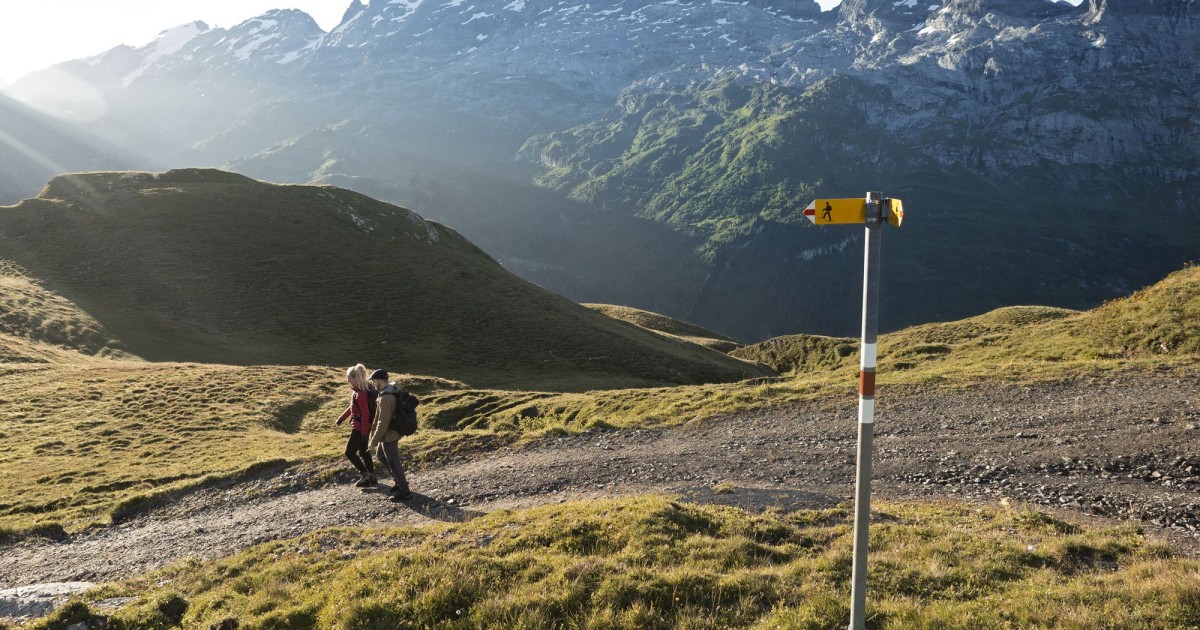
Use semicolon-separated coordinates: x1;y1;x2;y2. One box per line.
346;364;370;391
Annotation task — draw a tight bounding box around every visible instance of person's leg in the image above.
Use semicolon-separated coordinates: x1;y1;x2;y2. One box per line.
381;441;411;497
347;433;375;486
344;432;367;473
374;443;396;482
360;435;375;475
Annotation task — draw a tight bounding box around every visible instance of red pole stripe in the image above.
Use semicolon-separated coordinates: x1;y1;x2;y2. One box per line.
859;370;876;397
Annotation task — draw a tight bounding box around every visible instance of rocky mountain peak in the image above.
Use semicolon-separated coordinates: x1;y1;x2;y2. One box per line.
1086;0;1196;19
840;0;1076;27
337;0;367;26
746;0;826;19
943;0;1077;17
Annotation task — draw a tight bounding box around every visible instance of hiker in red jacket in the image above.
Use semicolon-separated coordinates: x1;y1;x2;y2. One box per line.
334;363;376;487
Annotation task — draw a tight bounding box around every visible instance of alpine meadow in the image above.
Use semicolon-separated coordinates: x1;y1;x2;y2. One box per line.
1;0;1199;629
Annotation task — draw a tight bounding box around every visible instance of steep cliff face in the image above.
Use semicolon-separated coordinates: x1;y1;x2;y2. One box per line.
3;0;1196;340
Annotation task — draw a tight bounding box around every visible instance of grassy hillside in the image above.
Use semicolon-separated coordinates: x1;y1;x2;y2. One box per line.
732;264;1200;378
0;260;130;361
0;361;476;539
37;497;1200;629
584;303;739;351
731;333;859;374
3;266;1193;539
0;169;769;390
419;265;1200;433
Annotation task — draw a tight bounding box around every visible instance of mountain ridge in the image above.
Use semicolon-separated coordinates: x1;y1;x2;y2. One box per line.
1;0;1195;342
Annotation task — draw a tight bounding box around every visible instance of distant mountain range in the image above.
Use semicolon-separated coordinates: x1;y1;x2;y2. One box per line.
2;0;1196;341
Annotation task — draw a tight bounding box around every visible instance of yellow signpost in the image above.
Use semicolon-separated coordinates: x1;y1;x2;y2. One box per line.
802;192;904;630
802;198;867;224
886;198;904;227
803;197;904;226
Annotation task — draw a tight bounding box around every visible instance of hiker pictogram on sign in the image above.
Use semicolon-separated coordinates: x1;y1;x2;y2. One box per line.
802;198;869;224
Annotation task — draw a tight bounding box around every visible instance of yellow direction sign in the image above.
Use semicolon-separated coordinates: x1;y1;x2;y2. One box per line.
803;198;866;224
887;198;904;227
802;197;904;227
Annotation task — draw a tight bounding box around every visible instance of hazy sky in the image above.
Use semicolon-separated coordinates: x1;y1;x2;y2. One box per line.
0;1;350;84
0;0;1085;85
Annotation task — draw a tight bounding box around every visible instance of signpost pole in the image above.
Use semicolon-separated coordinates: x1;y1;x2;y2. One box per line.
848;192;883;630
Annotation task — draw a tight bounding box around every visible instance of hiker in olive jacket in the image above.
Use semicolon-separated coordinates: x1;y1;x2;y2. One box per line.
367;369;412;502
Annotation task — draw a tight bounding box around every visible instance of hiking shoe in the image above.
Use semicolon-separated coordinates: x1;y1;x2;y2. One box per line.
354;475;372;488
390;490;414;502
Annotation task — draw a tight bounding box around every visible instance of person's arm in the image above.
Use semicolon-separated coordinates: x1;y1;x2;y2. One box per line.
368;394;395;448
335;402;352;425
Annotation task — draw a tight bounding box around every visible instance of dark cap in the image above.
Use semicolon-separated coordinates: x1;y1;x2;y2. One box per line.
369;369;388;381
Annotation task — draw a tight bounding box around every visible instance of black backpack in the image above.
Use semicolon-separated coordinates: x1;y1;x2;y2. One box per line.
364;388;378;425
383;389;420;437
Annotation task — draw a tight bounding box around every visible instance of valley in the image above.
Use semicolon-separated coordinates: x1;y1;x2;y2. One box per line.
0;173;1196;624
0;0;1196;624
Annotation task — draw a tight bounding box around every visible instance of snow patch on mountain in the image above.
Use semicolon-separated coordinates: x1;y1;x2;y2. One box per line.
389;0;425;21
121;21;209;87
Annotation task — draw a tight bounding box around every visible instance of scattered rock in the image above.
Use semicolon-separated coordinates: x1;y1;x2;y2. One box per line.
0;582;93;619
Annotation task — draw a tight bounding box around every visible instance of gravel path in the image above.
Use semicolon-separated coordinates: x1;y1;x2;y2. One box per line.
2;370;1197;592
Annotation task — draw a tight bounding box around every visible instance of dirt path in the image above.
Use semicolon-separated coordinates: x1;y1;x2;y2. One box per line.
2;370;1198;591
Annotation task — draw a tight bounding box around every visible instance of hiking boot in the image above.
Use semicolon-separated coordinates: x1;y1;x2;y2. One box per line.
353;474;372;487
390;490;413;502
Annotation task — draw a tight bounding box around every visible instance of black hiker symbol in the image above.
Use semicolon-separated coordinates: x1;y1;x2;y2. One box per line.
821;202;832;221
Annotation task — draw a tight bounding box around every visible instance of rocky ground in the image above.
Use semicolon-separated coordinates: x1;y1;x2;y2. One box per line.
1;369;1197;621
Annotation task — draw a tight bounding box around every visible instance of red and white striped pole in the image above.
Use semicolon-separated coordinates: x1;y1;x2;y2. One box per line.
848;191;884;630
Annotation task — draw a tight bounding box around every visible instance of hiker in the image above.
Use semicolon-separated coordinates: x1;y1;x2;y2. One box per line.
367;369;413;502
334;364;377;487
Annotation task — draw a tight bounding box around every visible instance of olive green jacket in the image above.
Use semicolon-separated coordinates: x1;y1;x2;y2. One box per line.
367;383;402;447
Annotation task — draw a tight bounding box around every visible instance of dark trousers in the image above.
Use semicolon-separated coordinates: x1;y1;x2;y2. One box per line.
376;441;410;494
344;431;374;475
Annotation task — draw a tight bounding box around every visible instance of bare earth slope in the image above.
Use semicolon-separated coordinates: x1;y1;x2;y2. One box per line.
3;369;1196;589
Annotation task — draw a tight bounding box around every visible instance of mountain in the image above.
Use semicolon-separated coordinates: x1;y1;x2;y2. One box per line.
3;0;1196;341
0;169;769;389
0;94;138;204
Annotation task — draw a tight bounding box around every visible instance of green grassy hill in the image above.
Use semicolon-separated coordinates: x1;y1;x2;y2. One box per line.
584;303;739;352
422;265;1200;433
732;264;1199;378
3;264;1192;539
0;260;131;362
0;169;769;390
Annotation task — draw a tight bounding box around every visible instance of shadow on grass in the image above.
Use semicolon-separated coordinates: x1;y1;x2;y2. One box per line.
267;396;326;433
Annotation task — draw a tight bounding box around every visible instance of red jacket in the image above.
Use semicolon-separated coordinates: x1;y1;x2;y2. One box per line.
337;388;373;436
